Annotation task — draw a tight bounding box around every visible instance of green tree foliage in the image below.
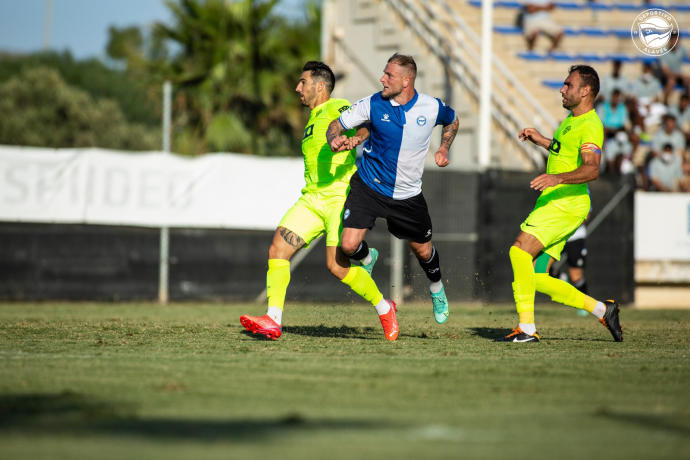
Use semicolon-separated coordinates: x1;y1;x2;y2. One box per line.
154;0;321;156
105;26;144;61
0;0;323;156
0;51;161;127
0;67;158;150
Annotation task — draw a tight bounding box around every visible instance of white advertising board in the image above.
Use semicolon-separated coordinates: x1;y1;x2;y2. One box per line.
635;191;690;261
0;146;305;230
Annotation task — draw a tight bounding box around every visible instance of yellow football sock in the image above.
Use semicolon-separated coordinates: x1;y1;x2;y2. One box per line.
509;246;535;324
266;259;290;309
534;273;600;312
582;294;599;313
341;266;384;306
535;273;584;309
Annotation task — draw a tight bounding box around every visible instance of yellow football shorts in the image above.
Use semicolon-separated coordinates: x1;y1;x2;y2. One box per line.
278;190;347;247
520;199;587;260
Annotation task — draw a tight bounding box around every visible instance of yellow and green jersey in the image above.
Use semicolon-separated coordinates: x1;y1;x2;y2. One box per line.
538;109;604;217
301;98;357;194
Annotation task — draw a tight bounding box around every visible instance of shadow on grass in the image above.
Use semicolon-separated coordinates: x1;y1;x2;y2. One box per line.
467;327;513;340
0;392;392;441
240;330;277;341
282;324;377;340
597;409;690;436
467;327;612;343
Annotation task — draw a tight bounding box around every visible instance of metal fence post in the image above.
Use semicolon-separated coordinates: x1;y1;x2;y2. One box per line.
159;81;172;304
390;235;404;305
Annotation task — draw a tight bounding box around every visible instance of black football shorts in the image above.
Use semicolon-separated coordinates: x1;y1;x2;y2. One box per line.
342;172;433;243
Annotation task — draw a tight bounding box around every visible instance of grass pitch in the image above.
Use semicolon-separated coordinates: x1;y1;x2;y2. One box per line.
0;301;689;460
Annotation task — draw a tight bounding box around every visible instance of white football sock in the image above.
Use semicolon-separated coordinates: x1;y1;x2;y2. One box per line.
429;280;443;294
519;322;537;335
267;306;283;325
591;302;606;320
374;298;390;315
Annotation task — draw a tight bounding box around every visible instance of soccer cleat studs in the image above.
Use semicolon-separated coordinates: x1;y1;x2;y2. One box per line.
600;299;623;342
240;314;282;340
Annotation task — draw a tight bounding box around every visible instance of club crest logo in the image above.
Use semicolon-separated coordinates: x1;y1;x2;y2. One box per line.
416;115;427;126
631;9;679;56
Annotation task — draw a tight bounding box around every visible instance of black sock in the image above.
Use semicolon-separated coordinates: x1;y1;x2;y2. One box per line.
348;240;369;261
418;246;442;282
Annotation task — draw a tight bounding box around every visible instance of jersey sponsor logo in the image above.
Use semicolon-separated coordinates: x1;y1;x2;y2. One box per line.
343;208;351;220
338;105;350;113
303;124;314;140
416;115;427;126
381;113;391;122
549;138;561;154
561;125;572;136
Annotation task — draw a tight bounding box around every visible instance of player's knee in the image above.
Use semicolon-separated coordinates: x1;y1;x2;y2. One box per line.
268;241;292;260
268;242;281;259
340;236;361;257
414;245;433;261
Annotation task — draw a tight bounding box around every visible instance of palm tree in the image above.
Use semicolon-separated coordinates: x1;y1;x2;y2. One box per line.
154;0;320;156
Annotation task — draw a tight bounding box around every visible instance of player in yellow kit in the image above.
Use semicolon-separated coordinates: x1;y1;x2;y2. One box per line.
497;65;623;343
240;62;398;341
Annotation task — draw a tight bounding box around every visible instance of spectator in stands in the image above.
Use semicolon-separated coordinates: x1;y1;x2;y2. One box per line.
633;115;686;190
522;0;564;53
652;114;686;159
597;89;635;173
631;61;665;130
649;143;687;191
668;92;690;138
659;32;690;105
599;60;632;102
682;147;690;191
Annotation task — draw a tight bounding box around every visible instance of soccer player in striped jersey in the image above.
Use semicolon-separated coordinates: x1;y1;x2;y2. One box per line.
240;61;398;341
497;65;623;343
327;53;459;325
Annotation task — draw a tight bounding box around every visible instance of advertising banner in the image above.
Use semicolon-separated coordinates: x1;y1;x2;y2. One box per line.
635;191;690;261
0;146;304;230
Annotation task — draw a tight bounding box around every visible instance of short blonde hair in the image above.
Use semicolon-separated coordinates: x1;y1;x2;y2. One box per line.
387;53;417;78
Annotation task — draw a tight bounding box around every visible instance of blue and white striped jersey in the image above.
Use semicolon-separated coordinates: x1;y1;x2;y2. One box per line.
338;90;456;199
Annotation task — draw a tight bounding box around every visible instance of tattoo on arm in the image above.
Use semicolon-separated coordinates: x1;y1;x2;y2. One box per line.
440;119;459;150
326;120;344;145
280;228;305;248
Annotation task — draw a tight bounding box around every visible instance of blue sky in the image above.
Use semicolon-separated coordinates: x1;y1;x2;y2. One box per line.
0;0;306;60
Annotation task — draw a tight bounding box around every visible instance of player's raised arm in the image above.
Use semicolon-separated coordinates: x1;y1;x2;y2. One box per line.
434;118;459;167
519;128;552;150
530;143;601;191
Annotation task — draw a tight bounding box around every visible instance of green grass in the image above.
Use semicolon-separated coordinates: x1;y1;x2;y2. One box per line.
0;301;689;460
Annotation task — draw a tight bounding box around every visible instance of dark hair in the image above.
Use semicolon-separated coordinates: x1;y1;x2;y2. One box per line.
387;53;417;78
569;65;600;98
662;143;673;151
303;61;336;93
611;88;622;97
